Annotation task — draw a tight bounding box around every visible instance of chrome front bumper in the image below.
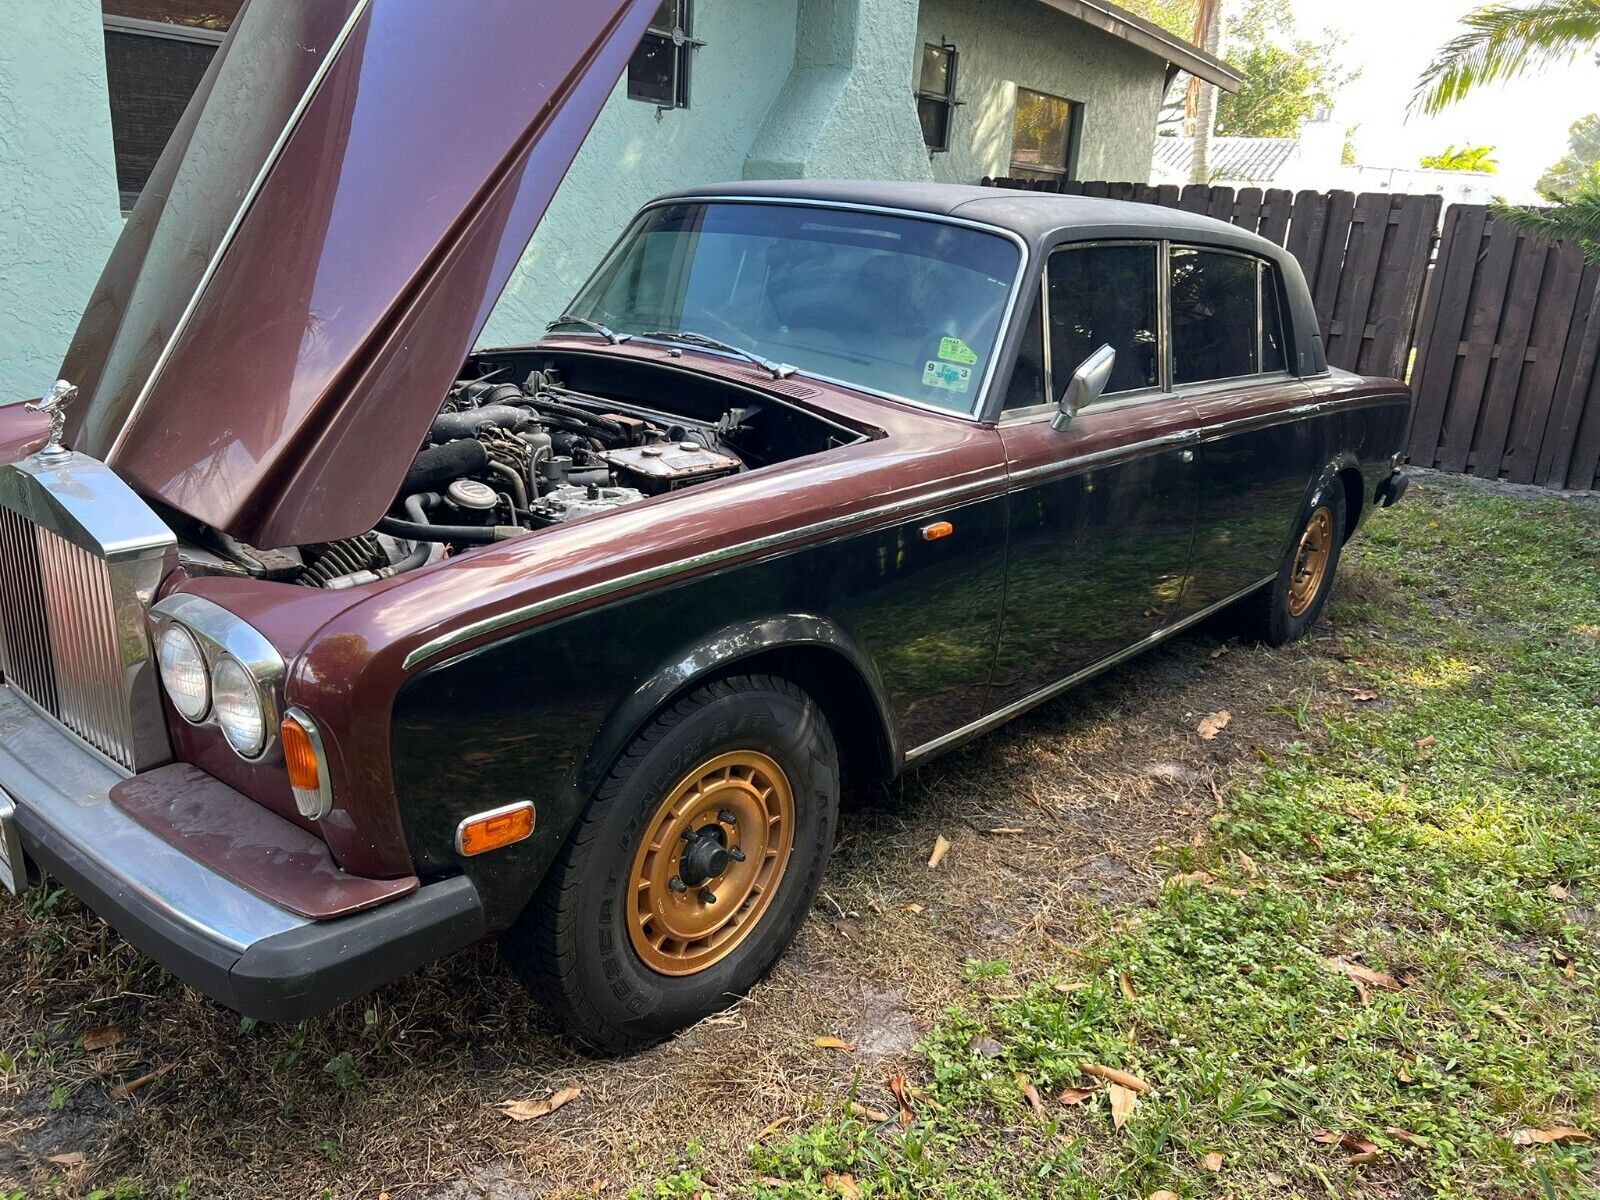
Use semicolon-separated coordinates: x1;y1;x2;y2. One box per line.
0;684;485;1019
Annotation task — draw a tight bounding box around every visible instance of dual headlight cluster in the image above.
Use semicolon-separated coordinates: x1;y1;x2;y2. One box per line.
156;623;271;758
150;595;284;762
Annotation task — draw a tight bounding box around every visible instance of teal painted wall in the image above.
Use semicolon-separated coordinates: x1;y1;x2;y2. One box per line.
0;0;1176;397
0;0;123;402
917;0;1166;186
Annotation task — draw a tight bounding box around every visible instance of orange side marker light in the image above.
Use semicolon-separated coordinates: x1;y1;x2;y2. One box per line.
920;520;955;542
456;802;537;857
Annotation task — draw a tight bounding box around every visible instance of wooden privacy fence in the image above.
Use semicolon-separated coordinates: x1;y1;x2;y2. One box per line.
982;178;1441;382
983;177;1600;491
1407;206;1600;491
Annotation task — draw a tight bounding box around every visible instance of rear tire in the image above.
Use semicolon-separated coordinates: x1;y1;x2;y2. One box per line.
503;674;839;1053
1243;474;1347;646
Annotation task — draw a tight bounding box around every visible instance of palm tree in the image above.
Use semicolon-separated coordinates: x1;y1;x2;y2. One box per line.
1413;0;1600;115
1415;1;1600;259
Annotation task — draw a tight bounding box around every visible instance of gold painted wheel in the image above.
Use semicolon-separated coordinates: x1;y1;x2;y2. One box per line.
627;750;796;977
1288;506;1335;618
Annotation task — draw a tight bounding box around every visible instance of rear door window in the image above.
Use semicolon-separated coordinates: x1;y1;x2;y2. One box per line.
1170;248;1260;385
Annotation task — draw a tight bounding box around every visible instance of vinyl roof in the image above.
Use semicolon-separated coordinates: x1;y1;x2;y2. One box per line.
664;180;1285;258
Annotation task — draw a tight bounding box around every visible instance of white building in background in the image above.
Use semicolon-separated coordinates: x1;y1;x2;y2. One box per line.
1151;110;1498;205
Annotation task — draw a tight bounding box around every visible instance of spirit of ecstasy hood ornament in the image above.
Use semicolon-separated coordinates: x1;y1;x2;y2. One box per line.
26;379;78;463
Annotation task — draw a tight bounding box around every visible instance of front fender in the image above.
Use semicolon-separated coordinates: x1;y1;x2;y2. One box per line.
574;614;899;803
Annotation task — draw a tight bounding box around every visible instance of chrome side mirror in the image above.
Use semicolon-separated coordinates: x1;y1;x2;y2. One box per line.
1052;344;1116;432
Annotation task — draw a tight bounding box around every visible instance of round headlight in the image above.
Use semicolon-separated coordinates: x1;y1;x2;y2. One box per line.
157;624;210;721
212;656;267;758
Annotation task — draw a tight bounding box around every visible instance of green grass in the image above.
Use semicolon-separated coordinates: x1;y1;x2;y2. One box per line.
641;485;1600;1199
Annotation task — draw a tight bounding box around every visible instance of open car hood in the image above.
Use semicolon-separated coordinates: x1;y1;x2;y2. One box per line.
60;0;657;548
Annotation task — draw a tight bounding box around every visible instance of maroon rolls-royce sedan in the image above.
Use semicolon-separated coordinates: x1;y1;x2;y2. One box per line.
0;3;1410;1050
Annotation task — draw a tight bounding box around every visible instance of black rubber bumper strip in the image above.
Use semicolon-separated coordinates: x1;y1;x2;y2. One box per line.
18;815;484;1022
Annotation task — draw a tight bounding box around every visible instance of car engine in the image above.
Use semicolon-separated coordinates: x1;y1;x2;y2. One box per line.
288;368;748;588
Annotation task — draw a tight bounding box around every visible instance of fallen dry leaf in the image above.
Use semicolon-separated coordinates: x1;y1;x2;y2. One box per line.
1118;972;1138;1001
903;902;925;915
1167;870;1214;888
1386;1126;1429;1148
824;1172;861;1199
757;1115;793;1140
110;1063;175;1100
1349;688;1379;702
986;826;1026;835
1513;1126;1592;1146
1082;1063;1151;1093
1210;643;1230;658
1108;1082;1138;1130
1052;980;1090;994
1235;849;1261;878
82;1025;126;1051
1547;883;1570;900
1148;1192;1181;1200
1016;1073;1047;1116
46;1152;85;1167
1200;1151;1224;1172
830;919;862;940
1057;1085;1098;1105
889;1074;915;1128
1415;735;1437;752
1311;1130;1341;1145
1348;1150;1382;1164
927;835;951;870
499;1086;580;1123
970;1036;1003;1059
848;1102;890;1123
1320;956;1403;1000
813;1036;854;1052
1197;710;1232;740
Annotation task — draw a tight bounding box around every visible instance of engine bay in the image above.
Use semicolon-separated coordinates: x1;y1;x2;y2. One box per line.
179;349;866;589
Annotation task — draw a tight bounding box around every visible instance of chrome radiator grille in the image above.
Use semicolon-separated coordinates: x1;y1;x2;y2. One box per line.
0;509;136;766
0;452;175;774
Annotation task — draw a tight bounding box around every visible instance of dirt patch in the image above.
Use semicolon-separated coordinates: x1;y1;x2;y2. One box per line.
0;485;1475;1198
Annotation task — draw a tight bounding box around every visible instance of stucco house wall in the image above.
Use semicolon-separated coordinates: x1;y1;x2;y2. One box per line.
0;0;123;404
0;0;1192;399
917;0;1167;186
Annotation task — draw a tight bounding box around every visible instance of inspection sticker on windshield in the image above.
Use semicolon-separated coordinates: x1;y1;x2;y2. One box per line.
938;336;979;365
923;360;973;393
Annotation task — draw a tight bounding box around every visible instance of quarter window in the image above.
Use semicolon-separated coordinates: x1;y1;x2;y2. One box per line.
628;0;701;109
916;42;960;152
1262;264;1288;373
1046;244;1160;399
1010;89;1081;183
102;0;241;213
1002;286;1047;411
1170;249;1261;385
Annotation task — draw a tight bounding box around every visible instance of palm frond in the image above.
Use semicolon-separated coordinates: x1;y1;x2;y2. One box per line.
1413;0;1600;115
1492;177;1600;262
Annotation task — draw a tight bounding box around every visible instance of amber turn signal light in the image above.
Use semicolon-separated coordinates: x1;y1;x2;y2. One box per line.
456;802;536;857
281;708;332;821
920;520;955;541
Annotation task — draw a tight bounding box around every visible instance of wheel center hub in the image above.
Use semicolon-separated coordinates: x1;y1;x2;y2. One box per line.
678;825;730;886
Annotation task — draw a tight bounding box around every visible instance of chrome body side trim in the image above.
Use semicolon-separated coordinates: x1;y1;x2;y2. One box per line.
902;575;1276;764
150;594;286;763
0;685;306;951
404;387;1395;673
106;0;373;461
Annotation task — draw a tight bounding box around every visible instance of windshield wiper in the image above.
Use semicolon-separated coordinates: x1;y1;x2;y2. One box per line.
640;330;796;380
546;314;630;345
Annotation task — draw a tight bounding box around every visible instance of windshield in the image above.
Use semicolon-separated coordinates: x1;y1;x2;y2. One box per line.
565;202;1021;414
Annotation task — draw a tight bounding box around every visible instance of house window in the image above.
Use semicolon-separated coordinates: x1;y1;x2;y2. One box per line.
916;42;960;152
628;0;701;110
102;0;240;212
1010;88;1081;183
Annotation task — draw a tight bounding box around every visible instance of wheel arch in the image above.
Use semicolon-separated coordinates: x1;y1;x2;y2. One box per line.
574;616;899;804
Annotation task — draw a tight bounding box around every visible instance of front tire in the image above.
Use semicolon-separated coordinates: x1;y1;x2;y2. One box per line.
1245;475;1348;646
503;674;839;1053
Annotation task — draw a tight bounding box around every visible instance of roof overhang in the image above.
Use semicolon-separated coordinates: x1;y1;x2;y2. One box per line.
1033;0;1244;93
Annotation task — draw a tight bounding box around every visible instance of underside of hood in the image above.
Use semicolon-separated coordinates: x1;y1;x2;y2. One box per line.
61;0;658;548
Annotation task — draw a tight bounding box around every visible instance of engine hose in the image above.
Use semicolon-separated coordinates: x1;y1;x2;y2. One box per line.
530;396;628;437
377;516;502;545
